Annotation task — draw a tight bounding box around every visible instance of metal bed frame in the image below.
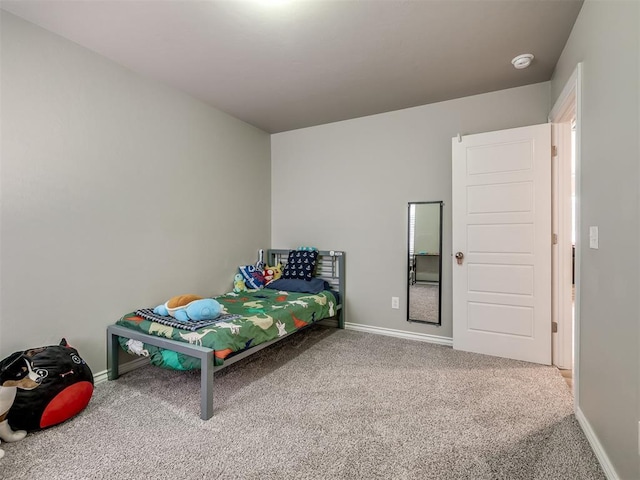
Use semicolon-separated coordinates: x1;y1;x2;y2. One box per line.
106;249;345;420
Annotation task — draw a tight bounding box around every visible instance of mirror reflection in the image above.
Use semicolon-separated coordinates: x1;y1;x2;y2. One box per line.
408;201;443;324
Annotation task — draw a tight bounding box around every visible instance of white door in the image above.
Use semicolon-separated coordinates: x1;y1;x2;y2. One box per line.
452;124;551;365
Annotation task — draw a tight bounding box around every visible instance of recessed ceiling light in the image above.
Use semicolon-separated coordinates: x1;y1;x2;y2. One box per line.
511;54;534;69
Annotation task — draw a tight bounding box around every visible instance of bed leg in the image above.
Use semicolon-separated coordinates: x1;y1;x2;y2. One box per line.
200;352;214;420
107;329;120;381
338;309;345;329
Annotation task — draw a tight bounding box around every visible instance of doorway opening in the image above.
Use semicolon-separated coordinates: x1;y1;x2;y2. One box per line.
550;64;582;398
557;121;576;390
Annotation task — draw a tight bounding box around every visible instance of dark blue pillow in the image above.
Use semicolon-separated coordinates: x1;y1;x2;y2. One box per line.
265;277;329;294
282;250;318;281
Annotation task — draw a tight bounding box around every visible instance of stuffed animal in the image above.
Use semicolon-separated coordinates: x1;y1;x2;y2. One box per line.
233;273;247;293
154;295;222;322
263;263;283;284
0;351;43;459
4;339;93;434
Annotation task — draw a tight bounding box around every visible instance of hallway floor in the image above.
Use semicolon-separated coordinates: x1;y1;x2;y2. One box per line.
559;368;573;390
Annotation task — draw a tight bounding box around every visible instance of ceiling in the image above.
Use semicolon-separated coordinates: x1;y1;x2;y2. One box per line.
1;0;583;133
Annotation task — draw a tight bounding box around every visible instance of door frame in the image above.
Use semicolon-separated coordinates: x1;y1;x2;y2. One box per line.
548;63;582;405
550;98;574;370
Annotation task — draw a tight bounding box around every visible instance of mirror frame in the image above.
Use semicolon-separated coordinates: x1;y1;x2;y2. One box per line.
407;201;443;325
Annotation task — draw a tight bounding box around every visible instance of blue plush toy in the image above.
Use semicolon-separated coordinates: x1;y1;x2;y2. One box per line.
153;294;222;322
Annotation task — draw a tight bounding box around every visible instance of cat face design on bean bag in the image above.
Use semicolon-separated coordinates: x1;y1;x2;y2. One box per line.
5;339;94;431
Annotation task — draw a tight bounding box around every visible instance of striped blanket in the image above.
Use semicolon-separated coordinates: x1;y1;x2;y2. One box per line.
134;309;241;332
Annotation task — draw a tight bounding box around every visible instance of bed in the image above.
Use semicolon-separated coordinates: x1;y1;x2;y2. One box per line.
106;249;345;419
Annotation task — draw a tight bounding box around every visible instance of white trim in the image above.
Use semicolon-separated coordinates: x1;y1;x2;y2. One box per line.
550;122;559;367
575;407;619;480
345;322;453;346
549;66;578;122
573;62;582;409
549;62;582;407
549;121;574;370
93;356;150;386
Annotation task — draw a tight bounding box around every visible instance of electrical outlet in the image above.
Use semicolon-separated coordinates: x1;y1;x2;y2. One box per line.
391;297;399;309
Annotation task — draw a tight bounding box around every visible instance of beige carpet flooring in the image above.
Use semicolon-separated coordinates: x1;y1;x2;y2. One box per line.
0;326;605;480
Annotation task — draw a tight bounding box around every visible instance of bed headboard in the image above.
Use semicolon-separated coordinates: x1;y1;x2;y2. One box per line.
267;249;345;327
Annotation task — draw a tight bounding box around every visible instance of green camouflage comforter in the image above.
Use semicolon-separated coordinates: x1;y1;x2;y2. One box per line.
116;288;338;369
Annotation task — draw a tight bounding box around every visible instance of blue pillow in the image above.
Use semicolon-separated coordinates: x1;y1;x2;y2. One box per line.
239;265;265;289
265;277;330;294
282;250;318;281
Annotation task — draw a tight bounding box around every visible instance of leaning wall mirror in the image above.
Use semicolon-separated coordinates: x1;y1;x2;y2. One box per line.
407;201;443;324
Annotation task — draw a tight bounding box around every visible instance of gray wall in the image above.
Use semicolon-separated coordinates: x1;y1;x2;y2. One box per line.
413;203;440;282
414;203;440;254
271;83;550;338
0;13;271;372
551;2;639;478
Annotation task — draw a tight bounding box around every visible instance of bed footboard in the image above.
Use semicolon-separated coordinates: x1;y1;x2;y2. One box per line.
107;324;215;420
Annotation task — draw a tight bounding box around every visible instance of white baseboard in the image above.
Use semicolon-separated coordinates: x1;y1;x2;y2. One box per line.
344;322;453;347
93;356;150;386
575;406;619;480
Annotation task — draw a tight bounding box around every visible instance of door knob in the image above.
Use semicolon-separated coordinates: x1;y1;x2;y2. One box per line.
455;252;464;265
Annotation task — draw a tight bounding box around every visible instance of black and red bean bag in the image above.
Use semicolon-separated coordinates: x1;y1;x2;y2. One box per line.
3;338;93;431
